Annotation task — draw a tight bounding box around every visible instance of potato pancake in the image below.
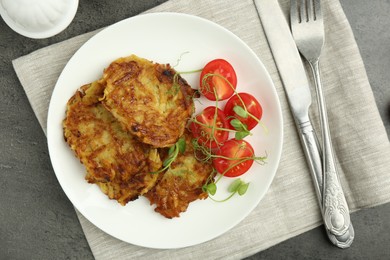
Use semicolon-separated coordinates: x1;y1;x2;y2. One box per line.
63;81;162;205
145;131;215;218
101;54;197;148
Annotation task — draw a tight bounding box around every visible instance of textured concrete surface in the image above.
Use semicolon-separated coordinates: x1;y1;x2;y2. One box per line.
0;1;388;259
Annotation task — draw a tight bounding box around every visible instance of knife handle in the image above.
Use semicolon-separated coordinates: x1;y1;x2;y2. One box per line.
298;120;323;202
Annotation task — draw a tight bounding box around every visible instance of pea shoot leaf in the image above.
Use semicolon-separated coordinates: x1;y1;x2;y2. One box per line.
228;179;242;193
230;119;251;140
162;157;172;167
168;145;175;156
230;119;243;130
151;138;186;174
238;182;249;196
204;183;217;196
235;130;250;140
233;105;248;118
177;137;186;154
227;179;250;197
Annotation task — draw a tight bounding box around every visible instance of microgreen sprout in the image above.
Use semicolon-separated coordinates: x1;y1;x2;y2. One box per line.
191;72;270;201
163;61;269;203
201;72;268;135
197;138;267;201
196;72;268;139
206;178;250;203
151;137;186;174
203;182;217;196
229;119;251;140
166;73;181;96
200;73;226;98
172;51;190;68
229;179;249;196
233;105;248;118
167;68;203;96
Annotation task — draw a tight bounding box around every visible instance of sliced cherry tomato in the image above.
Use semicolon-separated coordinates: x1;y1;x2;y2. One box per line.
199;59;237;101
213;139;254;177
189;106;229;149
224;92;262;131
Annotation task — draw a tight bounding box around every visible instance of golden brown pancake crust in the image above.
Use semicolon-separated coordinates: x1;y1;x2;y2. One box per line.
63;81;162;205
63;54;214;216
101;55;197;148
145;131;214;218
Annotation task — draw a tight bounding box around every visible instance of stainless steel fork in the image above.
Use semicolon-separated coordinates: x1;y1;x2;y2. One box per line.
290;0;352;238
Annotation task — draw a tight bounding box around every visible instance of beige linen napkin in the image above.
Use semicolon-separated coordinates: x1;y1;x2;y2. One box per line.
12;0;390;259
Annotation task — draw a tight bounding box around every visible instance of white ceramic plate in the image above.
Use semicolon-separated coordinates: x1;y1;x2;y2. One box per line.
47;13;283;249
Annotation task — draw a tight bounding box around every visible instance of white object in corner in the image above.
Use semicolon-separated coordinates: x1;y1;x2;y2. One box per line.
0;0;78;39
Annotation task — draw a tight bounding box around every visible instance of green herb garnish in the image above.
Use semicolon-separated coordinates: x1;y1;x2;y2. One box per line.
206;178;250;202
233;105;248;118
151;137;186;174
230;118;251;140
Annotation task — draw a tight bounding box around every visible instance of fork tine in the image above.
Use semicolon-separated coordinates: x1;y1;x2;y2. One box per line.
299;0;306;23
290;0;300;23
314;0;322;20
307;0;314;21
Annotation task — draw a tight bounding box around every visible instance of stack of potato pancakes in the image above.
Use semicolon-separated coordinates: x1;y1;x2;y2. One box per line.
63;55;214;218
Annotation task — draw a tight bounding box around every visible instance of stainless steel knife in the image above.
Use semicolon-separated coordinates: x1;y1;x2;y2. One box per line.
254;0;354;248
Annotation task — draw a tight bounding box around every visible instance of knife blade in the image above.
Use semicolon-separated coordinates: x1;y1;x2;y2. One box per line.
254;0;321;186
255;0;310;124
254;0;354;248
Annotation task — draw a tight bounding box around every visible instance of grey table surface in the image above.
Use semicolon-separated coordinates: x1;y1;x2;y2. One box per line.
1;0;389;259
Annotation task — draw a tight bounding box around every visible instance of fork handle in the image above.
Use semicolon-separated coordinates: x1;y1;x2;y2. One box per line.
309;60;351;237
298;118;354;248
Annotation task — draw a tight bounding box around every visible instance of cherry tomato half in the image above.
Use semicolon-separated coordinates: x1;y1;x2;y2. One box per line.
189;106;229;149
213;139;255;177
224;92;262;131
199;59;237;101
